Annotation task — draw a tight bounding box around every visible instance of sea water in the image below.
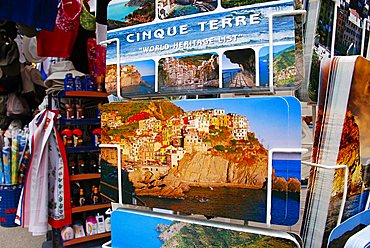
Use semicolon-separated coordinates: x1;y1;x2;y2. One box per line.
108;2;139;22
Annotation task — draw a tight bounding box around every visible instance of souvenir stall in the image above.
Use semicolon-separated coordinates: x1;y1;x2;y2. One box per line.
0;0;369;247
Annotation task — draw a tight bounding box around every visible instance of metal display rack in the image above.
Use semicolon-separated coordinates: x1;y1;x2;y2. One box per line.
96;8;364;248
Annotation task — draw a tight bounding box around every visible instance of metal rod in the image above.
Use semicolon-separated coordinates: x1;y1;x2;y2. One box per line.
99;144;123;204
301;161;348;226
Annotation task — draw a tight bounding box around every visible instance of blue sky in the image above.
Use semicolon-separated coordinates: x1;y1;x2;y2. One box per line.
122;60;155;76
173;97;301;150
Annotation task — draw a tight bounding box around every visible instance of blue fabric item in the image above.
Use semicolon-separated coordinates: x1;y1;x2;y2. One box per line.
0;0;58;31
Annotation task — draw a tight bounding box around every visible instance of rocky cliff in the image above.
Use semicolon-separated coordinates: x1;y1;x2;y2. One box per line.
128;132;299;198
333;111;363;196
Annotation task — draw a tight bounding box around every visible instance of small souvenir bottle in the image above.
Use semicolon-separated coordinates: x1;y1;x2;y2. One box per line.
79;188;86;206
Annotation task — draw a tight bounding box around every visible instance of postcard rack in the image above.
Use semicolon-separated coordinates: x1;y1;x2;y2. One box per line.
101;9;307;99
97;7;362;248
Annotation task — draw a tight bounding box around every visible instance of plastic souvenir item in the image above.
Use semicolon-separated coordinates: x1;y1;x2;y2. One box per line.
61;226;74;241
85;216;98;236
84;75;95;91
92;128;101;147
72;221;86;238
72;128;83;147
96;214;105;234
61;128;73;147
74;76;83;91
104;216;111;232
64;73;75;91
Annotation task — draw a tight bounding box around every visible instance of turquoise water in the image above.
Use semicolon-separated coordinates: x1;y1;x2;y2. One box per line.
108;2;139;22
112;211;172;247
171;5;202;17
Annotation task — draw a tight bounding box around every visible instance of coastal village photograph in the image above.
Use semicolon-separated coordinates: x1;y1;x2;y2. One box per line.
158;53;219;91
157;0;217;19
259;44;298;87
117;211;298;247
105;60;155;95
108;0;155;30
100;98;302;223
222;48;256;88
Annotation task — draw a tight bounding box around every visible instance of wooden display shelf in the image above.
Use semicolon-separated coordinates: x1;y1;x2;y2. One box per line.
62;91;109;98
63;232;111;246
70;173;101;181
72;203;111;213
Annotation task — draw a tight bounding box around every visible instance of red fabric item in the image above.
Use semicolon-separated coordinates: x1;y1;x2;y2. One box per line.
55;0;82;32
48;120;72;229
36;21;79;58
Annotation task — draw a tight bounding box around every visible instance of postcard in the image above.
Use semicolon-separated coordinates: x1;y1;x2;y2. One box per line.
100;97;302;225
328;209;370;248
302;56;370;247
111;208;300;247
106;0;303;96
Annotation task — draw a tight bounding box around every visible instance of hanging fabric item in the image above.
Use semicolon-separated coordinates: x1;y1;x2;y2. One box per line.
80;2;96;31
0;0;58;31
55;0;82;32
21;110;71;235
36;0;81;58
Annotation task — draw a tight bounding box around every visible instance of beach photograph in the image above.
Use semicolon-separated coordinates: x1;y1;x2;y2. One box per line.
107;0;155;30
100;98;301;224
222;48;256;88
111;210;299;247
158;0;217;20
105;60;155;95
158;53;219;92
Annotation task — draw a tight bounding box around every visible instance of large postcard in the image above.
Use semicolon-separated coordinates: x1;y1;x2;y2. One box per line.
111;208;300;247
301;56;370;247
100;97;302;225
106;0;303;96
328;209;370;248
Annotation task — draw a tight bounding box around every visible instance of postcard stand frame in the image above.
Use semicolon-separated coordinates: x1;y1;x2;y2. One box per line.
99;9;354;247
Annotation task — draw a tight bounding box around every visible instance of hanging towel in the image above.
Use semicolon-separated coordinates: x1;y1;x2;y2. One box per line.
22;110;71;235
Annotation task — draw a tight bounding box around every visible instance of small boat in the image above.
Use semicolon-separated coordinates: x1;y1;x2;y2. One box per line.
198;197;209;203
